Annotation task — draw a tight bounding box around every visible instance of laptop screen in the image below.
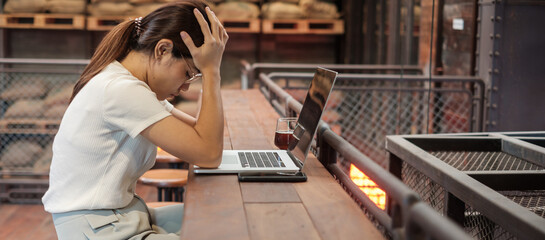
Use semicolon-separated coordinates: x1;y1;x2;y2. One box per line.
288;67;338;167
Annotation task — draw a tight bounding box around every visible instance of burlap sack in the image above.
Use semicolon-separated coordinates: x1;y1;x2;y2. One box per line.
90;0;128;3
44;84;73;106
33;142;53;173
267;0;300;3
3;100;45;119
132;3;165;16
3;0;47;13
0;140;43;170
129;0;156;4
216;1;260;19
299;0;340;19
262;2;304;19
157;0;189;2
0;78;48;101
43;104;69;119
47;0;87;14
87;2;135;16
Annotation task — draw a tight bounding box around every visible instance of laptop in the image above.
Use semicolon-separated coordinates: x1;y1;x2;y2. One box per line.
193;67;338;175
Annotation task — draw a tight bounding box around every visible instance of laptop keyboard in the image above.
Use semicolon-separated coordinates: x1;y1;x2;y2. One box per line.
238;152;287;168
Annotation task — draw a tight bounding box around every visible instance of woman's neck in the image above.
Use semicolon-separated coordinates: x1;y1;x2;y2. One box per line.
120;51;149;84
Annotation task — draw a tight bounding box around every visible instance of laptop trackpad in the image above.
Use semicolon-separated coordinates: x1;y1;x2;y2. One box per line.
222;154;239;165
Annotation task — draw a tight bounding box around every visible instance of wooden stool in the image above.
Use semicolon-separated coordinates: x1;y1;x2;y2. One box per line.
138;169;188;202
156;148;188;169
146;201;183;208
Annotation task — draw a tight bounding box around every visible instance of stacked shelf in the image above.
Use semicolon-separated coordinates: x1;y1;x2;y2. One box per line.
220;19;261;33
86;15;129;31
0;14;344;34
262;19;344;34
0;14;85;30
0;119;60;135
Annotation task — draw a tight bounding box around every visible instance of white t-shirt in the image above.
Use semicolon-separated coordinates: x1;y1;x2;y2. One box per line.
43;61;174;213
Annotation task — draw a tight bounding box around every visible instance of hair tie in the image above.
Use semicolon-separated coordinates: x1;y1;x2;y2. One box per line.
134;17;143;37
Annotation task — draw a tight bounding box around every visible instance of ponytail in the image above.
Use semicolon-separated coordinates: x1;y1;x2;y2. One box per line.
70;20;136;102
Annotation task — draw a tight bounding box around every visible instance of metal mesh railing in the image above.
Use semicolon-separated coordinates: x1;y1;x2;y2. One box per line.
502;190;545;218
0;59;87;176
265;72;485;168
239;60;423;89
257;71;474;240
430;150;544;172
402;161;446;212
401;155;545;240
388;134;545;240
0;59;86;203
0;71;80;174
464;204;517;240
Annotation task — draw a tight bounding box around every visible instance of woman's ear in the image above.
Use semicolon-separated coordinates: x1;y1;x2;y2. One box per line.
154;39;174;60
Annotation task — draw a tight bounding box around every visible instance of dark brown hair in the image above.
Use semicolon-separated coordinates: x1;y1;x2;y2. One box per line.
71;0;210;101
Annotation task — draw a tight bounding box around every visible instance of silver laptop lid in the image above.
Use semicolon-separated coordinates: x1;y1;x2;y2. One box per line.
288;67;338;168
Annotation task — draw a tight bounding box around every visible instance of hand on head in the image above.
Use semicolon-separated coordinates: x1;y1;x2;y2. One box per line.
181;7;229;75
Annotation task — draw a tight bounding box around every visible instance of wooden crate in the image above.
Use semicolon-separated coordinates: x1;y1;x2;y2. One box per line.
220;18;260;33
87;16;133;31
262;19;344;34
0;14;85;30
0;119;60;131
0;178;49;204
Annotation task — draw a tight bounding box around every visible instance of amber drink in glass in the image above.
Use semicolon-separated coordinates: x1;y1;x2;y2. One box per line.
274;117;297;150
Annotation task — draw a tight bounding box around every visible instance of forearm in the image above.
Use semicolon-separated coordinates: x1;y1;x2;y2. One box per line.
194;70;224;159
141;74;222;168
170;108;197;126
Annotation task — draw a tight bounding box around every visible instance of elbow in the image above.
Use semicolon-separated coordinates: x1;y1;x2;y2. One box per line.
196;147;223;168
208;149;223;168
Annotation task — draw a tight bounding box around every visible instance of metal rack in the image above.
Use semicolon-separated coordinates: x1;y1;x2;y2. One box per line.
386;132;545;239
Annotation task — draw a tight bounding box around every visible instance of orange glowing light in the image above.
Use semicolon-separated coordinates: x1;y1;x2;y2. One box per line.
349;164;386;210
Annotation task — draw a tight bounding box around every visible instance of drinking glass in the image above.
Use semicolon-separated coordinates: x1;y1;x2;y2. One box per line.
274;117;297;150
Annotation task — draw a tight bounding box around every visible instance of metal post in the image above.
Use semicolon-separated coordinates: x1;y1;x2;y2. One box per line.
404;0;415;65
378;0;387;64
317;126;337;167
476;0;504;131
387;0;401;64
445;192;465;226
343;0;364;64
364;0;377;64
388;153;403;217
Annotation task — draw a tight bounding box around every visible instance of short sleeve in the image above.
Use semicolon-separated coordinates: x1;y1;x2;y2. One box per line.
103;78;172;138
160;100;174;112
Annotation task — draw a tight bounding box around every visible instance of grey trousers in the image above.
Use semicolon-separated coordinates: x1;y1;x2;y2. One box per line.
51;195;183;240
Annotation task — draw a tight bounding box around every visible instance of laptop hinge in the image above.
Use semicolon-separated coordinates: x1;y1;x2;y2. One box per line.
287;151;304;169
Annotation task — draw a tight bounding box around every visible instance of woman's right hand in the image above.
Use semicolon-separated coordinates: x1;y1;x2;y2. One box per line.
180;7;228;76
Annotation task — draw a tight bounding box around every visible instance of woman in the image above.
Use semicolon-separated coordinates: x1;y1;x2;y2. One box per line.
42;1;228;239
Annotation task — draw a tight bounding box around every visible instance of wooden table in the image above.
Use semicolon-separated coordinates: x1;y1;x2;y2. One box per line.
180;89;384;240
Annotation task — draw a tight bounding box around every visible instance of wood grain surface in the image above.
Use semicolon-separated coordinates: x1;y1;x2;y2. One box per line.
181;89;385;240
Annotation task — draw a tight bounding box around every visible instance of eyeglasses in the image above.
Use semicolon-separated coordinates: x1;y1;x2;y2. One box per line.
182;57;202;84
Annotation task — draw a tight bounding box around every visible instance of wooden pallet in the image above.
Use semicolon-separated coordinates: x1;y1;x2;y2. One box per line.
0;119;60;130
262;19;344;34
87;16;134;31
0;14;85;30
0;178;49;204
220;18;260;33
